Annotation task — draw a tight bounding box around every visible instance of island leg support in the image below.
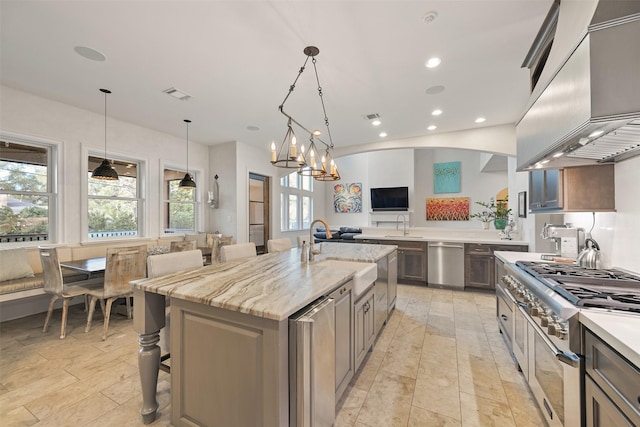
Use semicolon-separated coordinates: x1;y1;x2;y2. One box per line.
139;332;161;424
133;289;166;424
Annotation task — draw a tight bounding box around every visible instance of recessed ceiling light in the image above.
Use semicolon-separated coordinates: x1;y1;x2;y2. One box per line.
427;125;437;131
379;132;387;138
431;109;443;116
372;120;381;126
540;159;550;164
74;46;106;61
312;129;322;136
425;57;441;68
163;87;192;101
475;117;486;123
588;130;604;138
552;152;564;158
247;126;260;131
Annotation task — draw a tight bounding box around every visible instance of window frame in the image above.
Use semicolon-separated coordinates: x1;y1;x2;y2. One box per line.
280;172;313;232
82;147;147;242
0;132;58;246
161;165;199;235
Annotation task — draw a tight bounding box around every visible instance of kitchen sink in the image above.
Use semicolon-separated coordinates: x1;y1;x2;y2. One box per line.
314;260;377;298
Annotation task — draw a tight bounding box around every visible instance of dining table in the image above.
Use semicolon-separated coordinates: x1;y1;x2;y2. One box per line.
60;257;106;277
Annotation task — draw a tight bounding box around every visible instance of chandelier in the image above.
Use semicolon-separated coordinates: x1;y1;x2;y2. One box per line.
270;46;340;181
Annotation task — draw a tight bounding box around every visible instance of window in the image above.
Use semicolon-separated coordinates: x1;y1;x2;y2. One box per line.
0;140;54;243
87;155;142;239
163;168;196;233
280;171;312;231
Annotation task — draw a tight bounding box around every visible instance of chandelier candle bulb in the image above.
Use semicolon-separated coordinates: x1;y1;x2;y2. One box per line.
290;136;297;158
270;142;277;163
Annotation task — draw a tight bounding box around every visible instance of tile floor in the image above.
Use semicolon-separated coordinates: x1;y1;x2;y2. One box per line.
0;285;545;426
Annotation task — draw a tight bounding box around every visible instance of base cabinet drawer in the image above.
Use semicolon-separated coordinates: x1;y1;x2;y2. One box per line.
584;329;640;426
585;376;635;427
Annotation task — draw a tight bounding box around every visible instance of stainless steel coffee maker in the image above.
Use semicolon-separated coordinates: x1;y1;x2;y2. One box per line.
541;223;584;259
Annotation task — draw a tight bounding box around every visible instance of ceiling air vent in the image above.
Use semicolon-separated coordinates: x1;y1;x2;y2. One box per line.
163;87;192;101
364;113;380;120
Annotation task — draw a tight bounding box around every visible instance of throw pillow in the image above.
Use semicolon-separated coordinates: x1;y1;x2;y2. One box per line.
0;247;35;282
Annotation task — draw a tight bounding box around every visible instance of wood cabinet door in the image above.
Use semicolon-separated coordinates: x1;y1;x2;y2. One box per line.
465;254;494;288
331;284;353;401
399;248;427;282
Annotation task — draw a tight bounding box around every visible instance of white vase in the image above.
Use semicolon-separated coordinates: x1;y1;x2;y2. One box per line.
482;221;490;230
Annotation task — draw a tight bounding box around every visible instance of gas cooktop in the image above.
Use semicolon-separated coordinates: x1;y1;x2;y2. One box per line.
515;260;640;313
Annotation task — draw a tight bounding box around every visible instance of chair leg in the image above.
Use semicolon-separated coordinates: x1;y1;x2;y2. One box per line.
125;296;132;319
60;299;69;339
102;297;115;341
43;295;59;333
85;296;98;333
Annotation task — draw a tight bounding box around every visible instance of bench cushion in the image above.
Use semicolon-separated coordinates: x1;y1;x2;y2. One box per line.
0;248;35;282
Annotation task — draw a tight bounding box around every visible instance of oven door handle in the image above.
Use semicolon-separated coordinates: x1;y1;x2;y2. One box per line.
519;305;581;368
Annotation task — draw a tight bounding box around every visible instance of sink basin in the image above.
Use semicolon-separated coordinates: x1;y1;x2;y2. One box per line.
314;260;377;298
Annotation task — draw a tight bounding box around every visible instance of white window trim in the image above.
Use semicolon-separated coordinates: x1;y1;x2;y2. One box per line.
280;173;313;232
81;145;147;244
0;130;61;247
159;161;202;236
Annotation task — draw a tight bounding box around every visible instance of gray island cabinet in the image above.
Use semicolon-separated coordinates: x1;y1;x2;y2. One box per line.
131;243;396;427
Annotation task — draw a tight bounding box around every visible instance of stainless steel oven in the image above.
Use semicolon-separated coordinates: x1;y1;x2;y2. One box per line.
499;263;581;427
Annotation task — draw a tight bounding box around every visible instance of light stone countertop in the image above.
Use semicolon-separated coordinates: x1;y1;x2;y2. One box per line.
494;251;551;264
579;310;640;368
130;243;396;321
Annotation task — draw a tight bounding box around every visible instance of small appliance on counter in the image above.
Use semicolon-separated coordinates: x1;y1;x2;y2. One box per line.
540;223;584;259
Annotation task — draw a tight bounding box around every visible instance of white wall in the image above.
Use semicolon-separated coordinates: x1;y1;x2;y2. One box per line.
208;141;237;238
322;148;509;230
1;85;210;244
415;148;508;229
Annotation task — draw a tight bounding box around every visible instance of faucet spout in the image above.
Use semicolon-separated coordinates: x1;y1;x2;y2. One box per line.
396;214;408;236
309;218;331;261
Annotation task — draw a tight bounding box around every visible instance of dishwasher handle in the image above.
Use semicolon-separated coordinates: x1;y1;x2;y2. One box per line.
428;242;464;249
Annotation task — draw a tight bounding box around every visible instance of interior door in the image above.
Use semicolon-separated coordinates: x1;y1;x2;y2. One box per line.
249;173;269;255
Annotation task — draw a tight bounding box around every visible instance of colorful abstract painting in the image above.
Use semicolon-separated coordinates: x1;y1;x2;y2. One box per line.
426;197;470;221
334;182;362;213
434;161;461;193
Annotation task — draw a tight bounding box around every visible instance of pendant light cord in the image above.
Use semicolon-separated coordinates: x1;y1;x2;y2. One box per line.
104;91;108;158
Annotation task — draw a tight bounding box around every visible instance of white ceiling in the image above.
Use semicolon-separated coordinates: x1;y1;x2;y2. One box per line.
0;0;552;153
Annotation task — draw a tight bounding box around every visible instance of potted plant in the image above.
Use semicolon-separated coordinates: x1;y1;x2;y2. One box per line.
471;197;512;230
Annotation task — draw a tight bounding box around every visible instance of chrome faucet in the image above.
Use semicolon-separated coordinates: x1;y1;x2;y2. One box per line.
309;218;332;262
396;214;408;236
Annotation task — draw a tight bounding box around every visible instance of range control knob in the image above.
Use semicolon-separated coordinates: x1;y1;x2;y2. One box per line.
529;305;541;317
556;327;569;340
540;316;550;327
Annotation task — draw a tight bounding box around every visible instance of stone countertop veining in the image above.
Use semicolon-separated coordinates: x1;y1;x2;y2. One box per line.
130;243;396;322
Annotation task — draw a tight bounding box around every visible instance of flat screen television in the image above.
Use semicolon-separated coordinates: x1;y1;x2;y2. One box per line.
370;186;409;211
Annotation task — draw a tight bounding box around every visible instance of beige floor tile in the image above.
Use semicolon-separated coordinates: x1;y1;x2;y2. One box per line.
30;391;119;427
390;315;426;346
356;370;415;427
502;380;546;427
408;405;462;427
379;337;423;379
1;404;39;426
352;350;386;392
460;391;517;427
335;385;368;426
0;371;79;414
425;314;456;338
412;370;461;420
457;351;509;404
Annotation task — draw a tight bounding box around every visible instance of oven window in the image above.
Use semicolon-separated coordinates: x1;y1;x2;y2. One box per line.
534;333;564;424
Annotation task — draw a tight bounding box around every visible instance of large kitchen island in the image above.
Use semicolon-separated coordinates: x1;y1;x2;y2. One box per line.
130;242;396;427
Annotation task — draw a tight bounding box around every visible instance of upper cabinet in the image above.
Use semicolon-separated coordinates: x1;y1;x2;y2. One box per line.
529;164;615;213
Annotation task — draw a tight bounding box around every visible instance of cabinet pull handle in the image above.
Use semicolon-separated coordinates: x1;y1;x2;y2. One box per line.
500;314;508;321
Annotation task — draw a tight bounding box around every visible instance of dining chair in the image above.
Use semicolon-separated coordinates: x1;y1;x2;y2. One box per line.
40;247;104;339
267;238;292;253
147;249;204;373
220;242;257;262
85;245;147;340
170;240;197;252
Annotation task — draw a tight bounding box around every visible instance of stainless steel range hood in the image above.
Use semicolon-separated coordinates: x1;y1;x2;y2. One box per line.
516;1;640;171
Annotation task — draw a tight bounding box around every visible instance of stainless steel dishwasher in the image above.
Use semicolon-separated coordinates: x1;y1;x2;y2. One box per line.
427;242;465;289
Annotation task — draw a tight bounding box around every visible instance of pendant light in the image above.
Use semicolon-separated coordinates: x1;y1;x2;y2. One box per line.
179;119;196;188
91;88;119;180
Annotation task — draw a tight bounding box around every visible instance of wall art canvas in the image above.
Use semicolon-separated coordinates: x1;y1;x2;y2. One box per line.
434;161;461;193
426;197;470;221
333;182;362;213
